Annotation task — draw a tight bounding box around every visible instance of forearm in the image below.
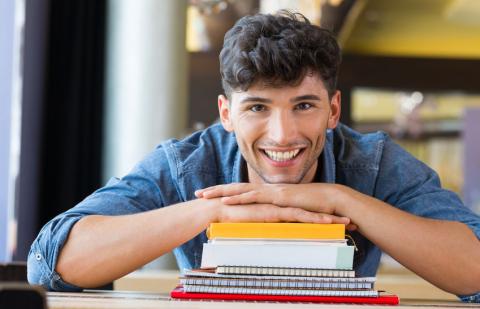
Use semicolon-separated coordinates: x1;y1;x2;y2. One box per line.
56;199;218;288
335;185;480;295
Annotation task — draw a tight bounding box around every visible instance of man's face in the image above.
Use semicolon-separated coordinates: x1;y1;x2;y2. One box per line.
218;74;341;184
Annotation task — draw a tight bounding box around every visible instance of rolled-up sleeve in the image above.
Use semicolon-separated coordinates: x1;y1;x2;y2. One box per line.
28;215;84;291
27;144;181;291
459;293;480;303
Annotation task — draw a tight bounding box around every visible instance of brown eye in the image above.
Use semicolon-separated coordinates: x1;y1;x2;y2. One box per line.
295;102;312;110
250;104;266;112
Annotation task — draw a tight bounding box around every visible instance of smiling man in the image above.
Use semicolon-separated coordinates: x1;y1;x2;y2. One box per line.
28;11;480;301
218;73;338;185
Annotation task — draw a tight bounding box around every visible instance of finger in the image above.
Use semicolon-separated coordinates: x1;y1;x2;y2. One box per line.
202;183;254;199
346;223;358;231
327;215;350;225
195;185;224;198
218;204;284;223
195;184;229;197
219;204;333;224
221;190;268;205
277;207;333;224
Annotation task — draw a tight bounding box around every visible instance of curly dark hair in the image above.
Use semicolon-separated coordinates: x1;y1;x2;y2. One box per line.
220;11;341;99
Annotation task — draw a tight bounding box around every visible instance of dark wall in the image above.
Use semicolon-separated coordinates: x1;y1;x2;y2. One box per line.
188;52;223;128
15;0;106;260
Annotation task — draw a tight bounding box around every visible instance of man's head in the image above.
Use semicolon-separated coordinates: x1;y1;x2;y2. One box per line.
218;11;342;184
219;11;341;99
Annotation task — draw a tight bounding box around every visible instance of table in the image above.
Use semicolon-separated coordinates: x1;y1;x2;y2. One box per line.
47;291;479;309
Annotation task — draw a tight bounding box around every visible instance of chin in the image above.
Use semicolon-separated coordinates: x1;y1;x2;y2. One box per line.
262;175;303;184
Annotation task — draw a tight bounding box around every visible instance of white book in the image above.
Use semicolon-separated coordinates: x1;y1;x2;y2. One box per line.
209;238;347;245
201;242;354;269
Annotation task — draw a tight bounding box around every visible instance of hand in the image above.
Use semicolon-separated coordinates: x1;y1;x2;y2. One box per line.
197;183;356;229
201;197;346;224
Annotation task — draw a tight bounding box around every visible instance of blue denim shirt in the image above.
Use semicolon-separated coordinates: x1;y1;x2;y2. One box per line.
28;123;480;301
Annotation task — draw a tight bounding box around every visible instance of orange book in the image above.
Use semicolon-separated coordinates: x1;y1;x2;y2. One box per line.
206;223;345;240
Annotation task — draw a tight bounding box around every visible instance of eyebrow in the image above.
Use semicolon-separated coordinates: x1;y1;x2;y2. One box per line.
239;94;321;104
290;95;321;102
239;96;272;104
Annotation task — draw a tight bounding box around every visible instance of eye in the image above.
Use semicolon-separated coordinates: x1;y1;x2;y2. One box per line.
250;104;266;112
295;102;312;110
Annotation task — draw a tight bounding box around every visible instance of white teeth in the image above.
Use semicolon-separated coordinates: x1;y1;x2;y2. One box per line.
264;149;300;162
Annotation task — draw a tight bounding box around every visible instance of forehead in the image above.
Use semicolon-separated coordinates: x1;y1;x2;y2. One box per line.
231;74;328;102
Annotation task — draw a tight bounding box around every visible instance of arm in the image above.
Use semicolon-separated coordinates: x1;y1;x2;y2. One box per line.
335;185;480;296
55;197;347;288
55;199;215;288
197;183;480;295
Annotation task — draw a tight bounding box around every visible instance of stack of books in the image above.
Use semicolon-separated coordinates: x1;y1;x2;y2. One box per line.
171;223;399;305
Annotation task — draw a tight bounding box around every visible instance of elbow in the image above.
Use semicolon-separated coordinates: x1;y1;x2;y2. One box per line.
460;270;480;296
27;242;83;292
450;265;480;298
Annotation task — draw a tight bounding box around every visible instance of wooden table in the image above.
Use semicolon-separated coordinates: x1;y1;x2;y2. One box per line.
47;291;478;309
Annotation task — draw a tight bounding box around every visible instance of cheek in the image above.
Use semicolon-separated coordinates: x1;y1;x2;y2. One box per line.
298;118;329;155
233;118;265;149
301;115;328;139
236;115;266;139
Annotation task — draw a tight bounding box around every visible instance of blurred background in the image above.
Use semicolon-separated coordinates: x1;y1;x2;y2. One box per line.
1;0;480;280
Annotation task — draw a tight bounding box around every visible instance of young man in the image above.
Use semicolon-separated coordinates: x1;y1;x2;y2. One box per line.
28;12;480;301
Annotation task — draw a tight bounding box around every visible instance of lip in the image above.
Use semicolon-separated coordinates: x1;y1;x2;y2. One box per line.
259;148;305;167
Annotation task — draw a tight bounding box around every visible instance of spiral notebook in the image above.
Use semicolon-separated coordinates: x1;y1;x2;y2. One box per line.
215;265;355;277
171;286;400;305
181;271;375;290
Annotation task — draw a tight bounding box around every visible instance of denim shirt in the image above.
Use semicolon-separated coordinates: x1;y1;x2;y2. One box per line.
28;123;480;301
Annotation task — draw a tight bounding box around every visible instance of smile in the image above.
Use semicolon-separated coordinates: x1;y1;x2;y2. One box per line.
263;149;302;162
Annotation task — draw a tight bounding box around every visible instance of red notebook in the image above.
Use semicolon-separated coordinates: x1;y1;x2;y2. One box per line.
170;286;399;305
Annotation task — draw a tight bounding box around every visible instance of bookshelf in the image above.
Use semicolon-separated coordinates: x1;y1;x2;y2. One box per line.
350;88;480;195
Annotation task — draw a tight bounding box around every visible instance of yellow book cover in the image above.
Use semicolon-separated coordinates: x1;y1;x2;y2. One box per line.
206;223;345;240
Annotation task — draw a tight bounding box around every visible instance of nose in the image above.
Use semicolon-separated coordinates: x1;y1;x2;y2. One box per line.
267;110;297;145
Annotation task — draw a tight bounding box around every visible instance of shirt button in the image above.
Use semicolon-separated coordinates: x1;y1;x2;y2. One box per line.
35;253;42;260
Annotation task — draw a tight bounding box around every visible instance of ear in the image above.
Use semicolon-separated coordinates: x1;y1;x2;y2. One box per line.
218;95;234;132
328;90;341;129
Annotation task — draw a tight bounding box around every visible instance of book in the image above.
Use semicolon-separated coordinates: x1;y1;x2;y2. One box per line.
215;265;355;277
209;238;347;245
182;285;379;296
180;276;375;290
170;286;400;305
183;269;362;281
201;241;354;269
206;223;345;240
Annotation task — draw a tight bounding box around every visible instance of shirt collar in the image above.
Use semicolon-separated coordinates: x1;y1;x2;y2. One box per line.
232;147;245;183
319;129;336;183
